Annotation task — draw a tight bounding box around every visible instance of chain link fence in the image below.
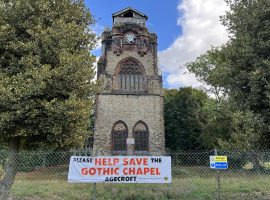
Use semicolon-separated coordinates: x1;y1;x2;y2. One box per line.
0;149;270;199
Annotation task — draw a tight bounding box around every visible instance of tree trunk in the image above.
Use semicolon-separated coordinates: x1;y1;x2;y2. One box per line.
0;137;20;200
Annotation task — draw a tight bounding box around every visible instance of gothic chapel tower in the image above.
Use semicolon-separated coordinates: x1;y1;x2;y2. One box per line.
93;7;165;155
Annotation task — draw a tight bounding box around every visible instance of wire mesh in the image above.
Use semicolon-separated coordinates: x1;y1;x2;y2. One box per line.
0;149;270;199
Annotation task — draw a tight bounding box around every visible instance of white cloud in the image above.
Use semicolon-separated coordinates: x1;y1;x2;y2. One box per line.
91;23;104;52
90;23;102;82
94;38;102;51
159;0;229;88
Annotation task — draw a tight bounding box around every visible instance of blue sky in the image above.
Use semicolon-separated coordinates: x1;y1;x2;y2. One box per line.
86;0;181;51
85;0;229;89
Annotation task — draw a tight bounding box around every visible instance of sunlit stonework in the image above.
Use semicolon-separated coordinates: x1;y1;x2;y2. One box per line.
93;7;165;155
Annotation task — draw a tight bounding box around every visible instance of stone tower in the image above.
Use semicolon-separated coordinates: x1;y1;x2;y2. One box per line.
93;7;165;155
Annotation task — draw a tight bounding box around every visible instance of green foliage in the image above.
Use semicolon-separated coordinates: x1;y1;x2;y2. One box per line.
220;110;264;149
187;0;270;149
16;151;70;172
187;47;229;100
164;87;233;150
164;87;210;150
198;99;232;149
0;0;100;149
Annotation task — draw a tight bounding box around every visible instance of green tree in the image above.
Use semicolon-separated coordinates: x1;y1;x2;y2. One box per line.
164;87;209;150
0;0;99;198
187;0;270;149
198;99;232;149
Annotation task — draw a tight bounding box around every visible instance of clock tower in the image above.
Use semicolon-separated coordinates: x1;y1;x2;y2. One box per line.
93;7;165;155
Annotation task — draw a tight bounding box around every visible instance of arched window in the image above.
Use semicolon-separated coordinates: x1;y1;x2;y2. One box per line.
133;121;149;152
118;59;144;92
112;121;128;153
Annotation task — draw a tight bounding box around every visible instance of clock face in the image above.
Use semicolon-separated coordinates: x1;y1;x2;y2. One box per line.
125;33;135;43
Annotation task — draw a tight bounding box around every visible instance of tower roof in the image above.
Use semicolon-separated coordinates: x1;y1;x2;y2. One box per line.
112;7;148;20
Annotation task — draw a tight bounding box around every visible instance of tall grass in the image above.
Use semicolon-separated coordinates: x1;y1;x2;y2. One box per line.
11;174;270;200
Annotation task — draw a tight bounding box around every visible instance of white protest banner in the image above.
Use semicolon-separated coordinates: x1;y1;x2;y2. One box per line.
68;156;171;183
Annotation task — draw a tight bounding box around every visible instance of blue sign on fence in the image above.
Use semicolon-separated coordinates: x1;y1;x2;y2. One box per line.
210;156;228;169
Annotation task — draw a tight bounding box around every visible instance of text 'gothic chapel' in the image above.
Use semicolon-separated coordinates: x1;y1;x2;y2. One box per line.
93;7;165;155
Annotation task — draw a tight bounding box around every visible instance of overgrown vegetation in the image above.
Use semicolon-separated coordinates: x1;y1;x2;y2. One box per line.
187;0;270;149
165;0;270;151
0;0;99;198
10;171;270;200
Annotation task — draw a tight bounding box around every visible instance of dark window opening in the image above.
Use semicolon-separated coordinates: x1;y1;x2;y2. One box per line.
112;121;128;153
123;11;133;18
134;122;149;152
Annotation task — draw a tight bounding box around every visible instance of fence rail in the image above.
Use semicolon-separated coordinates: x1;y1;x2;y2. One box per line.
1;149;270;199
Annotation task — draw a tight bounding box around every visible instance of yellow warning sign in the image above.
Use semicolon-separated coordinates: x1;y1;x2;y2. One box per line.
210;156;227;162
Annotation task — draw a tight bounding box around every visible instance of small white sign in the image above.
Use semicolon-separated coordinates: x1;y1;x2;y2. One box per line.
126;138;134;144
